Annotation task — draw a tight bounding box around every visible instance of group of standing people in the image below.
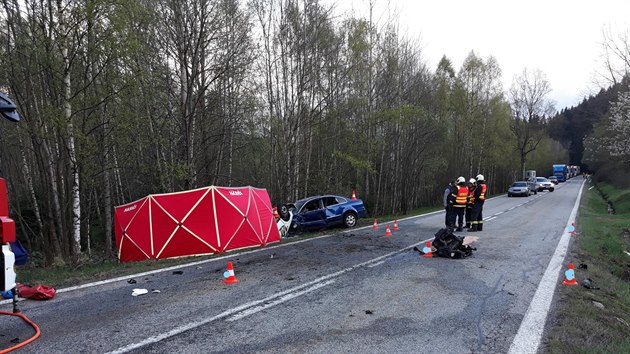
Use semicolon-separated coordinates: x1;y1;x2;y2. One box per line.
443;174;487;232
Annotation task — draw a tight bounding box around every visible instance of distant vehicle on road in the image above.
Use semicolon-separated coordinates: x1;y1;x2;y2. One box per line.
288;195;367;232
524;170;536;180
525;178;538;195
553;164;568;182
569;165;581;178
548;176;559;184
535;177;555;192
508;181;531;197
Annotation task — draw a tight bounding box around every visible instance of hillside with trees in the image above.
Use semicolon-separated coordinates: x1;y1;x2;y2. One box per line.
2;0;617;265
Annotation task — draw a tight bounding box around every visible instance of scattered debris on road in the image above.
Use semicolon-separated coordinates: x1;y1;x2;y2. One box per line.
131;289;148;296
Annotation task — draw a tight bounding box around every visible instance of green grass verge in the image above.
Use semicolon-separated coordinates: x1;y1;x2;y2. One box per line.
544;181;630;353
16;206;442;288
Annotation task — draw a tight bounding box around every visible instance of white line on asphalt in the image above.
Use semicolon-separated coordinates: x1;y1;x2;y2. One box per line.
508;180;585;354
367;260;386;268
485;217;496;221
1;194;522;308
1;211;448;307
14;194;515;301
227;280;336;322
106;238;431;353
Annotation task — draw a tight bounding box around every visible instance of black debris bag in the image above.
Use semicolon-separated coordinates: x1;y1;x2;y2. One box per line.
432;228;475;259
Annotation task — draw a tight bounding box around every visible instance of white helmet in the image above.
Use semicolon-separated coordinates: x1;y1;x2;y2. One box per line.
456;176;465;184
476;174;485;181
469;178;476;184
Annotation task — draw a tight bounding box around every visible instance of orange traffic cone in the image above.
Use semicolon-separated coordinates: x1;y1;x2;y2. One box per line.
223;262;239;284
422;242;433;258
372;219;379;230
562;263;577;285
273;207;279;219
351;190;357;200
385;224;393;237
393;220;399;231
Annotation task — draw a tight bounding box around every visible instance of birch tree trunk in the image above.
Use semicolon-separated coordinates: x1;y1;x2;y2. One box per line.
57;0;81;257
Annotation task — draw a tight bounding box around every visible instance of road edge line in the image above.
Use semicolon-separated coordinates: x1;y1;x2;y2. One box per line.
508;179;585;354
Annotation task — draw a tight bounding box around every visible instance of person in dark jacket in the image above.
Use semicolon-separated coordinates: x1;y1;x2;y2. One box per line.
468;174;487;232
443;180;456;228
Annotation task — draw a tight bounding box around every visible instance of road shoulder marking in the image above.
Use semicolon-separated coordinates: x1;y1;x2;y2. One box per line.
508;180;585;354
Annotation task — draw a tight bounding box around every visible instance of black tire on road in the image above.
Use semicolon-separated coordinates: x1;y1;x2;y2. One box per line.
343;212;357;228
550;188;554;192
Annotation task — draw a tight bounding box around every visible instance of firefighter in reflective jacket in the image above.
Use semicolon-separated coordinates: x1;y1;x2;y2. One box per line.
451;176;468;231
464;178;476;229
468;174;487;232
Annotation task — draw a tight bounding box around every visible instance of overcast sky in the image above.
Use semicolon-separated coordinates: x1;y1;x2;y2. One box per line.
328;0;630;111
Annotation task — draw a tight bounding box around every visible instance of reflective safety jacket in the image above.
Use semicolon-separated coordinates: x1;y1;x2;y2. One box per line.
467;186;476;205
452;185;469;207
474;183;487;203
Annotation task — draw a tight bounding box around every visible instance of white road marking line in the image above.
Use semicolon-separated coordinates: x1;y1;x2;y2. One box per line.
0;195;508;306
508;180;585;354
485;217;496;221
1;215;442;307
227;280;336;322
368;260;386;268
106;239;431;353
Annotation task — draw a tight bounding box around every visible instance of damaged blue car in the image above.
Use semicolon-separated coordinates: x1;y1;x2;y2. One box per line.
287;195;367;232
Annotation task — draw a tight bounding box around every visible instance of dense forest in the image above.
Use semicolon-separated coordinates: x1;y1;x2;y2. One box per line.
550;77;630;186
0;0;627;265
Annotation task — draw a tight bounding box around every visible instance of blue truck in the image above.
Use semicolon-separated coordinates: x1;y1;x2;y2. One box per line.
553;164;568;182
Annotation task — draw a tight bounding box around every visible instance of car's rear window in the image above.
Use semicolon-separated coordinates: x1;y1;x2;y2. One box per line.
323;197;339;207
536;177;548;182
335;196;347;204
512;182;527;187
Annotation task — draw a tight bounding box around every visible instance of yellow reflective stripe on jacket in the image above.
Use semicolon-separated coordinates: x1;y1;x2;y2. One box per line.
455;185;468;206
479;184;487;201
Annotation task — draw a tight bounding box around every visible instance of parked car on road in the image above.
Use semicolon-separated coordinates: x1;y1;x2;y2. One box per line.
535;177;555;192
525;178;538;195
287;195;367;232
548;176;559;184
508;181;531;197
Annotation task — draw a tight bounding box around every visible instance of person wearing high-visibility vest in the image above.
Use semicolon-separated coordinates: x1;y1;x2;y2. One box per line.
464;178;476;229
468;174;487;232
451;176;468;232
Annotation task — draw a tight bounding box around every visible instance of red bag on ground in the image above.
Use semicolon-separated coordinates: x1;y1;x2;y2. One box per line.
17;283;56;300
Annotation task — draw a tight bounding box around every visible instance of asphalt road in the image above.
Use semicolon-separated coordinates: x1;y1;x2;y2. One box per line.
0;178;585;353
